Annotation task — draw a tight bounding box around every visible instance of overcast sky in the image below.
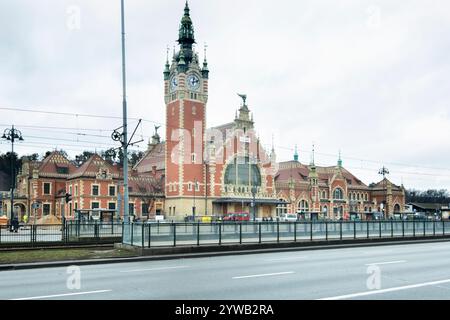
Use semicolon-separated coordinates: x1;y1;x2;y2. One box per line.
0;0;449;191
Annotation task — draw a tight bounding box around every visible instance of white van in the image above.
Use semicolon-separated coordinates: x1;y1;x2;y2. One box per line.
279;213;298;222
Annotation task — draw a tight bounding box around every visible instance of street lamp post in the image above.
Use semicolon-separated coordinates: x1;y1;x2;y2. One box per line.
2;125;24;227
204;160;208;217
378;166;389;219
193;179;198;221
251;186;257;222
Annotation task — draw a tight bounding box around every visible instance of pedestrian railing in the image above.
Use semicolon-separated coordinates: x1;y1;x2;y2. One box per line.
122;220;450;248
1;220;449;248
0;221;123;247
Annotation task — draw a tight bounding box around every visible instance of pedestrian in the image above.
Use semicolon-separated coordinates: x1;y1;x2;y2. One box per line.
23;214;29;224
12;216;19;233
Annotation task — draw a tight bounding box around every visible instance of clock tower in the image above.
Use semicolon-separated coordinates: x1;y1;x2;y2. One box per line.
164;2;209;217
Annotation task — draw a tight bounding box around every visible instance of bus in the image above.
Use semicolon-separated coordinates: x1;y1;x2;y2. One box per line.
222;212;250;222
73;209;117;223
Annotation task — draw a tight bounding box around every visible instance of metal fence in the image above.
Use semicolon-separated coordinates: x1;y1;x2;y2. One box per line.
2;220;449;248
0;221;123;246
123;220;450;248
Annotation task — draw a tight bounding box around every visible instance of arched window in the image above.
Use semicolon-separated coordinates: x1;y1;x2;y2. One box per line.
298;200;309;213
357;193;360;200
322;205;328;213
224;156;261;186
394;204;401;213
322;191;326;199
333;188;344;200
277;199;288;216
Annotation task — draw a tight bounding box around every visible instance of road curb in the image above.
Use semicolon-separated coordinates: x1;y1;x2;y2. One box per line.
1;236;450;271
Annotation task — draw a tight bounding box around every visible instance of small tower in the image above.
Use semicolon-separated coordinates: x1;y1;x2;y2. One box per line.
308;144;319;211
337;150;343;168
234;93;254;132
293;145;299;162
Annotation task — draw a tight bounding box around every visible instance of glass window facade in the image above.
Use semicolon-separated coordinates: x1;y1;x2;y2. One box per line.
224;157;261;186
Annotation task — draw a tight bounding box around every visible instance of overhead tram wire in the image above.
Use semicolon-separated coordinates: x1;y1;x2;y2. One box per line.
2;106;449;173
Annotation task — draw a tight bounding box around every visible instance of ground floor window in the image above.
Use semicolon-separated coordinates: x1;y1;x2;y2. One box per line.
108;202;116;211
129;203;134;215
333;206;343;218
91;202;100;210
43;204;51;216
297;200;309;213
142;203;149;216
276;200;288;216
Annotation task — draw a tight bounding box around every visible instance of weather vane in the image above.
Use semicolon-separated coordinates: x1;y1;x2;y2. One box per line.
237;93;247;106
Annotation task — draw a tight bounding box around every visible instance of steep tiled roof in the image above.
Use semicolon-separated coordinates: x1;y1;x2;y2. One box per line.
133;142;165;174
275;161;368;188
211;122;235;139
128;174;164;196
69;154;121;179
371;178;403;191
37;151;77;178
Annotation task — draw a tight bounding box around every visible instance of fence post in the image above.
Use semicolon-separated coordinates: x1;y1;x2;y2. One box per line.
402;220;405;237
259;222;262;244
379;220;382;238
433;220;436;236
294;221;297;242
413;220;416;237
0;226;2;244
174;223;177;247
95;221;99;240
391;220;394;238
277;221;280;243
31;224;34;244
325;221;328;241
141;224;144;248
121;221;124;243
131;223;134;246
239;223;242;244
340;221;342;241
423;220;426;237
367;221;369;239
197;222;200;246
354;220;356;240
443;220;445;236
310;221;313;241
148;223;151;248
219;222;222;245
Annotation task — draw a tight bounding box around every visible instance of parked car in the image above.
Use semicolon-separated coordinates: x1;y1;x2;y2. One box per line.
278;213;298;222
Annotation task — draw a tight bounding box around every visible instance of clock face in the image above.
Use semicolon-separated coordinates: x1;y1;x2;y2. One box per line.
187;74;200;91
170;76;178;92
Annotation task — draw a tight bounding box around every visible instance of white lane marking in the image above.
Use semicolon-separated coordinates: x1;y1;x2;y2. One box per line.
362;250;393;255
233;271;294;279
120;266;189;273
264;256;308;262
318;278;450;300
10;290;112;300
365;260;407;266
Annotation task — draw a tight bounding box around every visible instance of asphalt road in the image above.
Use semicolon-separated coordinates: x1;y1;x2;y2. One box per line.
1;241;450;300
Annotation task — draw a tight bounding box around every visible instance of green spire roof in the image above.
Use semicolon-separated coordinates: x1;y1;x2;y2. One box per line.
294;145;299;162
178;1;195;47
337;150;342;168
